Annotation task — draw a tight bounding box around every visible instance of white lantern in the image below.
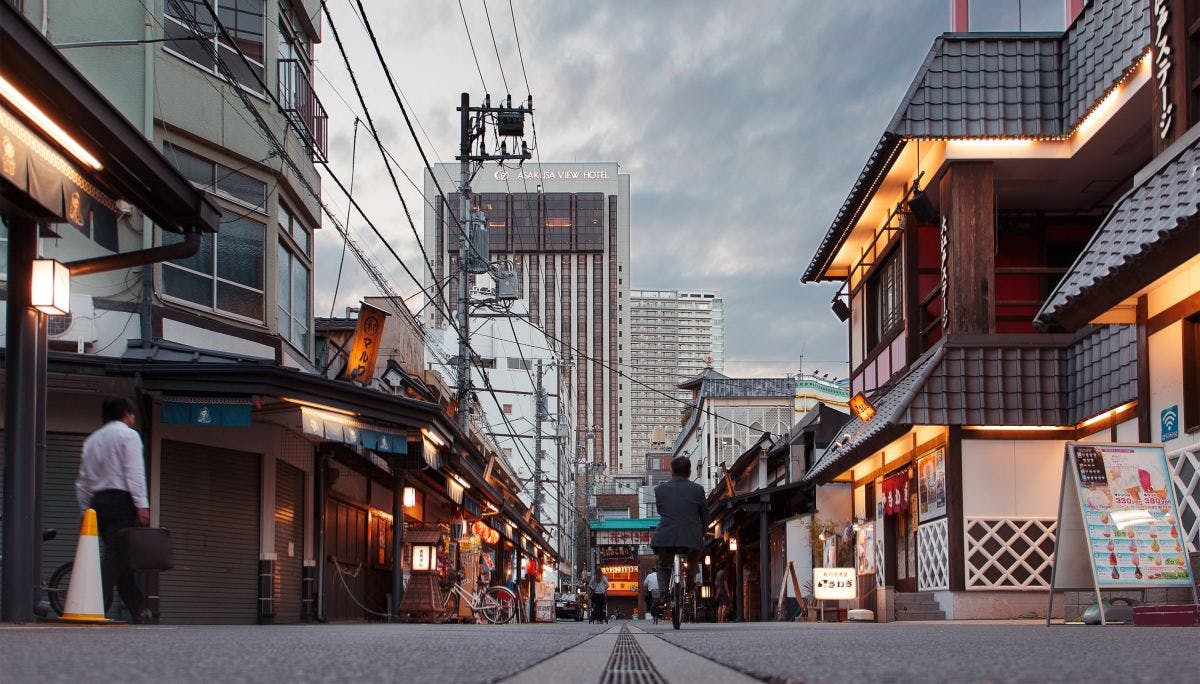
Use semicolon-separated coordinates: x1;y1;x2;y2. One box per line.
31;259;70;316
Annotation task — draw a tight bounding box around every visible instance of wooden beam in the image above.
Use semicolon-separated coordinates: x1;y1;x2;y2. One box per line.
1137;295;1151;442
1148;289;1200;336
939;162;996;335
946;426;966;592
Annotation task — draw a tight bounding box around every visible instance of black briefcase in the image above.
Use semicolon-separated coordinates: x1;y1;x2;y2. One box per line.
118;527;174;571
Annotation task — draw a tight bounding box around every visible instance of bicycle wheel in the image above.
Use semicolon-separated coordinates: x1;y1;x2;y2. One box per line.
482;586;517;624
47;561;73;616
671;581;682;630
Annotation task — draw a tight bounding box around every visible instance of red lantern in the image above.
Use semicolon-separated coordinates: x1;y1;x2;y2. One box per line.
488;528;500;545
472;520;488;538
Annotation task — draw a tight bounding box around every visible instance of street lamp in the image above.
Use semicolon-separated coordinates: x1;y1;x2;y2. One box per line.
30;259;70;316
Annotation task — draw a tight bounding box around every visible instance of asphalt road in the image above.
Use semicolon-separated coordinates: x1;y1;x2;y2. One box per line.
3;619;1200;683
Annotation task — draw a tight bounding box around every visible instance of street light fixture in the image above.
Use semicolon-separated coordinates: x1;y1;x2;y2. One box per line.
31;259;70;316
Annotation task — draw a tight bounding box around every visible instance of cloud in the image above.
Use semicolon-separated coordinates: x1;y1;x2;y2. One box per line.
312;0;957;378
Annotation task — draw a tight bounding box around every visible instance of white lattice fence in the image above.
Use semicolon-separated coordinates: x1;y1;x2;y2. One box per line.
1168;444;1200;553
964;518;1056;590
917;518;949;591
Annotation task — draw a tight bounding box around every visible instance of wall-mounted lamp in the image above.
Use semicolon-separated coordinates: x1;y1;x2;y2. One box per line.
704;555;711;566
830;295;850;322
31;259;70;316
729;538;738;552
907;188;938;224
403;486;416;508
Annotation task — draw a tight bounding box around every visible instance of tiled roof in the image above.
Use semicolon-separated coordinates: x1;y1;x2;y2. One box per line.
677;367;728;390
805;330;1139;485
1037;131;1200;330
805;345;946;484
1066;325;1137;423
803;0;1150;284
315;317;357;332
890;35;1062;139
700;377;794;398
1061;0;1149;126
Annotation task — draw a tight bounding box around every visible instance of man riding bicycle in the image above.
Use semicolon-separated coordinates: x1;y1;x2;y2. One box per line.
651;456;707;614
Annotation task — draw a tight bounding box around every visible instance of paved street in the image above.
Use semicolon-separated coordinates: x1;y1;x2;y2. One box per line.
4;619;1200;683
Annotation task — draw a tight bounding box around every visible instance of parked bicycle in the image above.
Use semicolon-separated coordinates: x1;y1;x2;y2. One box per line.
0;522;74;618
437;571;518;624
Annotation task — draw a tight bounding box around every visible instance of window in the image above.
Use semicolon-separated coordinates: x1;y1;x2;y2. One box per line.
277;240;309;351
502;404;513;414
163;214;265;320
165;143;267;212
867;250;903;350
278;202;310;254
507;357;532;371
165;0;266;93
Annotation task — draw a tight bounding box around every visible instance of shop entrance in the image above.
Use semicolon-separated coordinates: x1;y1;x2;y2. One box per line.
884;472;919;593
324;497;369;621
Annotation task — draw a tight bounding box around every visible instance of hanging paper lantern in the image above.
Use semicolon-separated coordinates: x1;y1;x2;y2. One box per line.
473;520;488;538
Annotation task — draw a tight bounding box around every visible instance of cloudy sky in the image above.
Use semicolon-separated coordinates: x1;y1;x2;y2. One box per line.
312;0;1065;380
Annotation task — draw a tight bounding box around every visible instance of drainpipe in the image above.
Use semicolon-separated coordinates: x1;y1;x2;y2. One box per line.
65;230;202;276
141;7;155;344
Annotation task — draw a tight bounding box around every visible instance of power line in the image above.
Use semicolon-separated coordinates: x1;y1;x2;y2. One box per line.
328;117;358;317
480;0;511;95
457;0;489;94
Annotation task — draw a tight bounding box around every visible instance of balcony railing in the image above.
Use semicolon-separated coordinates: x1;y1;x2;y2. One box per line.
277;58;328;162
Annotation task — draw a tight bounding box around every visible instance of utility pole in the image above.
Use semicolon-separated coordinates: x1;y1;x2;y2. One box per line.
453;92;531;435
532;359;548;520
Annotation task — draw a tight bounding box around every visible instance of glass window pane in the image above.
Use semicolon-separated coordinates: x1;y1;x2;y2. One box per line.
164;2;215;68
217;281;263;319
0;218;9;276
163;264;214;307
217;215;264;288
163;143;215;189
294;259;308;321
163;230;214;274
217;166;267;210
217;44;265;92
277;241;291;313
218;0;266;63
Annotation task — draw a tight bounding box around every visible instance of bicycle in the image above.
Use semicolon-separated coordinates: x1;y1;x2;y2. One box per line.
437;573;518;624
659;547;691;630
0;524;74;618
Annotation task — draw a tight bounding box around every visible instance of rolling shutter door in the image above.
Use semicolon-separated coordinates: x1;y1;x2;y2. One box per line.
0;432;88;598
274;460;304;624
159;440;259;624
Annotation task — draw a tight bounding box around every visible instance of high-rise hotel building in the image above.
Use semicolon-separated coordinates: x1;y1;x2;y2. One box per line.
628;290;725;470
424;163;632;473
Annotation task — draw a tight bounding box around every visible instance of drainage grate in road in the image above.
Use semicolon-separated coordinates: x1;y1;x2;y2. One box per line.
598;626;666;684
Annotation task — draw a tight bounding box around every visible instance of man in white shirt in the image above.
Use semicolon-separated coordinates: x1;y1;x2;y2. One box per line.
76;396;150;623
643;568;660;619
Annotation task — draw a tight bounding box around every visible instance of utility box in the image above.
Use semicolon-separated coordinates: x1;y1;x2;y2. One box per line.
466;210;490;274
495;270;519;300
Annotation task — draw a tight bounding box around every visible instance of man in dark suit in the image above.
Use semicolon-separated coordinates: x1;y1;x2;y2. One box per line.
651;456;708;594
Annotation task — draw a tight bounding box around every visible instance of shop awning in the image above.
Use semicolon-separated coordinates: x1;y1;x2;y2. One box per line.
0;3;219;235
1037;130;1200;331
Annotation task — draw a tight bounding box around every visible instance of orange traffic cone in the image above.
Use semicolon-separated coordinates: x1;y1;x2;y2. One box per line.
58;508;112;624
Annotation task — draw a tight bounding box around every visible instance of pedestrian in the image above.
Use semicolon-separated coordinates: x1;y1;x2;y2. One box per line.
75;396;151;624
715;564;731;623
643;567;660;619
590;572;609;622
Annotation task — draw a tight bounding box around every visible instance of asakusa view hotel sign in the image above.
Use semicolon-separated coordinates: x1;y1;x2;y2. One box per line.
493;168;611;181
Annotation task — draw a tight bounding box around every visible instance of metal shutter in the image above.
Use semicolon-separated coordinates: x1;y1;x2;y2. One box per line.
159;440;259;624
0;432;87;599
274;460;304;624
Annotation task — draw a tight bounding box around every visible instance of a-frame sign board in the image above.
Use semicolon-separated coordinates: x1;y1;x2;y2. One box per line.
1047;443;1198;625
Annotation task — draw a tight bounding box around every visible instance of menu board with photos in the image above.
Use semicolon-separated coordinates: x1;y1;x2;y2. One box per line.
1069;444;1193;587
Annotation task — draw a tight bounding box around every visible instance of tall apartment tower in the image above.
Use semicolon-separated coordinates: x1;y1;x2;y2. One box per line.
628;289;725;470
424;162;632;473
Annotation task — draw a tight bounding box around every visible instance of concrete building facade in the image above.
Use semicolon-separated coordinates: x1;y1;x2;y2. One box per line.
628;289;725;471
423;162;632;474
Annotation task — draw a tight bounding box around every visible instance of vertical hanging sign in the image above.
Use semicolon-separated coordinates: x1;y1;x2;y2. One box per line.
338;302;389;385
1152;0;1175;143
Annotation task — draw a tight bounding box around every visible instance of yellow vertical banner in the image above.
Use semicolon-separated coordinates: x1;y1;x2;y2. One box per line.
339;302;389;385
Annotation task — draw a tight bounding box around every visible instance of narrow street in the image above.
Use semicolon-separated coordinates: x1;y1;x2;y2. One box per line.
3;620;1200;683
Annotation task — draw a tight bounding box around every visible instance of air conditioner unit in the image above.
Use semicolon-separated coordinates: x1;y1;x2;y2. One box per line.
47;295;97;348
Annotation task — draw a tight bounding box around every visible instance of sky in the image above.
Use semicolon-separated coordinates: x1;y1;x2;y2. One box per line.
311;0;1066;382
